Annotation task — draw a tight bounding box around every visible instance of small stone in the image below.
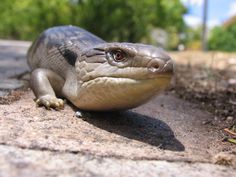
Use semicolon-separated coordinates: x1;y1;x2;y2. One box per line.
228;78;236;85
75;111;83;118
226;116;234;122
75;110;92;120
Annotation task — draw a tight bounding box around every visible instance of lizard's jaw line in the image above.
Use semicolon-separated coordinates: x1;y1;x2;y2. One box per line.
75;76;172;111
81;74;172;85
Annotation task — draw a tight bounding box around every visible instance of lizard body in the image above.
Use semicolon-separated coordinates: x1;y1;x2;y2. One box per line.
27;25;174;111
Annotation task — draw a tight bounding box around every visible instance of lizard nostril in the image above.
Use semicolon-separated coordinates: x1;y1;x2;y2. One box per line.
148;60;162;73
152;63;160;70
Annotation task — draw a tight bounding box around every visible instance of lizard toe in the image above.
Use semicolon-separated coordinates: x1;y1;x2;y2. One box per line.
35;95;64;110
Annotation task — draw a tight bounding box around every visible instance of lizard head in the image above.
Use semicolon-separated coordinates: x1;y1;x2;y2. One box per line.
74;43;174;111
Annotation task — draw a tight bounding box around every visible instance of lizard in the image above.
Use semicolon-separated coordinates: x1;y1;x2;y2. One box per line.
27;25;174;111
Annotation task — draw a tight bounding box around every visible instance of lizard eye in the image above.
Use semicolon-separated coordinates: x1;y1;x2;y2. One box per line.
112;50;125;62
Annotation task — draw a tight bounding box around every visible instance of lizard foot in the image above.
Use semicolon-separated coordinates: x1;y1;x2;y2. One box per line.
35;95;64;110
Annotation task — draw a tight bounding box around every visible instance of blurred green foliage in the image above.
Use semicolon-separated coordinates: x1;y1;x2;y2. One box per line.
0;0;75;39
184;27;202;50
0;0;186;49
78;0;186;44
209;23;236;51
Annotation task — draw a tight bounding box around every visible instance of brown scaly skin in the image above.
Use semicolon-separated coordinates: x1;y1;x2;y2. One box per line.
27;25;174;111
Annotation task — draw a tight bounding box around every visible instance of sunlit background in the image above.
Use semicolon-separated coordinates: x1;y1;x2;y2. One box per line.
0;0;236;51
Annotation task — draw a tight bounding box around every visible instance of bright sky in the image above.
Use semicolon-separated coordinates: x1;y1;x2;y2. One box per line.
181;0;236;28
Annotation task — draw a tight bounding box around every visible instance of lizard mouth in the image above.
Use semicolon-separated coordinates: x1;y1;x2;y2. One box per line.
82;74;172;84
80;62;174;85
77;76;172;111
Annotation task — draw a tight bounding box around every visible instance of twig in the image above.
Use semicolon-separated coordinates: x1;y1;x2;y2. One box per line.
224;128;236;137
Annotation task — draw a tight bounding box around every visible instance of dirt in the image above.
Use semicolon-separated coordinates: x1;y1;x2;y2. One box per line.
171;51;236;131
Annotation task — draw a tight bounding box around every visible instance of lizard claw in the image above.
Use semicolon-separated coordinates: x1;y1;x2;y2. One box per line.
35;95;64;110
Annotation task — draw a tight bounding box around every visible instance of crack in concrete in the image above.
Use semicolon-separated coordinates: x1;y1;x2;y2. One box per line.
0;142;210;164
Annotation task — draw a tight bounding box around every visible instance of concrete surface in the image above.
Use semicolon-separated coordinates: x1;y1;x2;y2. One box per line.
0;145;235;177
0;40;30;79
0;40;235;177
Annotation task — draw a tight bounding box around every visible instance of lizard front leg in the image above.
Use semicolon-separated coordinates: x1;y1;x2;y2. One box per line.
30;68;65;109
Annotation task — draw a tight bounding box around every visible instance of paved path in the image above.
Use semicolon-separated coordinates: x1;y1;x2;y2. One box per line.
0;40;30;79
0;40;235;177
0;40;30;97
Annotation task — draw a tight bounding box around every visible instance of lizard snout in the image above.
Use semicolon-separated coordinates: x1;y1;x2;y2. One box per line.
147;59;174;75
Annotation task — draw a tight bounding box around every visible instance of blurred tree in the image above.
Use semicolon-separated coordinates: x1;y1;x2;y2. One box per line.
209;16;236;51
77;0;186;46
0;0;74;40
0;0;186;49
77;0;152;42
184;27;202;50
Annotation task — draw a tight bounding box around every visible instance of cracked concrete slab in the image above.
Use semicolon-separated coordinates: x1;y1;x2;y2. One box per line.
0;91;235;166
0;145;235;177
0;40;30;80
0;40;30;98
0;40;236;176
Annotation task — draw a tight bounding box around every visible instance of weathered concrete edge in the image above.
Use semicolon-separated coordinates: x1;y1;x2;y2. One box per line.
0;144;236;173
0;141;230;167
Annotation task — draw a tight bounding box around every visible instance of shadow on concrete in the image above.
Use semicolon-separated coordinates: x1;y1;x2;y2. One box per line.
78;110;185;151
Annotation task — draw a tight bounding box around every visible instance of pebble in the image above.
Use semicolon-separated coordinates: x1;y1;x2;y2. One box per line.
75;111;83;118
228;78;236;85
226;116;234;122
